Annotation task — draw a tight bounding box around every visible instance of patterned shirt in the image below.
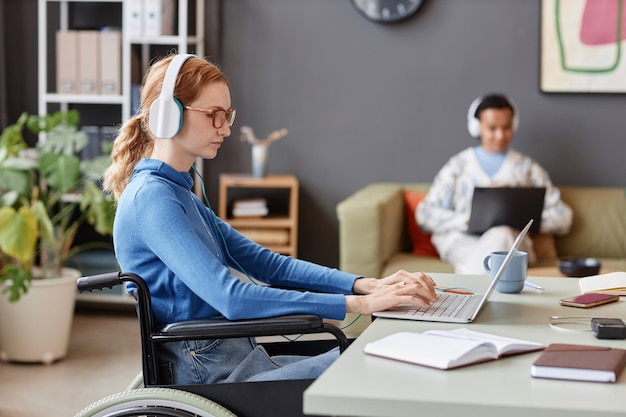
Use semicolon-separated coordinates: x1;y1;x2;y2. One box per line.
417;147;573;256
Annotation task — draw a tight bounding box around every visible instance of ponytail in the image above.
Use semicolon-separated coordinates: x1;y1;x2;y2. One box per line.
103;115;153;200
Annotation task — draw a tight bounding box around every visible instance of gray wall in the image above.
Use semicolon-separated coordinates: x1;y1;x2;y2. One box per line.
5;0;626;269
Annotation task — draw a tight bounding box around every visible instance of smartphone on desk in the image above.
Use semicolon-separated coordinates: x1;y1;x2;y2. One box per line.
559;293;620;308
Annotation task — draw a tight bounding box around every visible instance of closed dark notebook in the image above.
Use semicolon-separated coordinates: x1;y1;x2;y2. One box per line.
531;343;626;383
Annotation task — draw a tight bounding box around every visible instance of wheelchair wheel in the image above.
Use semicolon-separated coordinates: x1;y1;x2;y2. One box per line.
74;387;237;417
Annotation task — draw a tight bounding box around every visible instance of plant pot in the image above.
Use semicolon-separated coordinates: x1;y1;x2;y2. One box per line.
0;268;80;364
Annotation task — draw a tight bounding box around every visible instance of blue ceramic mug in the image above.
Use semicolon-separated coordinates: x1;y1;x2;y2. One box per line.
483;250;528;293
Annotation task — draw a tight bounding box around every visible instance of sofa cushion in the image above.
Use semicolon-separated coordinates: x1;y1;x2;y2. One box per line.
557;187;626;259
383;253;454;277
403;190;439;258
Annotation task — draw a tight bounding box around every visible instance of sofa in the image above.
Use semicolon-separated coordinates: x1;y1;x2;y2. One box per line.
337;183;626;278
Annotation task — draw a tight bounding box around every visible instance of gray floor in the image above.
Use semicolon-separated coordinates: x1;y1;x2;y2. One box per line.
0;309;142;417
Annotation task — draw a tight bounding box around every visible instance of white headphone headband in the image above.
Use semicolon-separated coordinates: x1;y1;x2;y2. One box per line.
149;54;197;139
466;95;519;138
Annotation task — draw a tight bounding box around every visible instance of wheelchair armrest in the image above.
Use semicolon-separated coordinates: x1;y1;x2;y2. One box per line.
158;315;321;337
77;272;122;292
156;315;349;352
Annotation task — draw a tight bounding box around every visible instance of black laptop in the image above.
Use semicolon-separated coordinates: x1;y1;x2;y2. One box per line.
467;187;545;234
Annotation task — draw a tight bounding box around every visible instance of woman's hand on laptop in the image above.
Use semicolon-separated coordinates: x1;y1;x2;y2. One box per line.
347;271;438;314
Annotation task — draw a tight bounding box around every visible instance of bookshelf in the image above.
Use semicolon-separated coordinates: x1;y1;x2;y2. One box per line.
38;0;205;116
37;0;207;305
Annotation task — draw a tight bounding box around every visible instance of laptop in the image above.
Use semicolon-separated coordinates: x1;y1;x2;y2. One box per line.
467;187;544;234
372;219;533;324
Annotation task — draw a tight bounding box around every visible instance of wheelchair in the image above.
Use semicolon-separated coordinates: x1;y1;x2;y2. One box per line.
74;272;351;417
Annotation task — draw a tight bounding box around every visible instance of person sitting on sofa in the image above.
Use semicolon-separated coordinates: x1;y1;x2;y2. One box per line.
416;93;573;275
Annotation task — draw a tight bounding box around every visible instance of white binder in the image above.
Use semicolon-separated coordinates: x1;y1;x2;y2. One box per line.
126;0;144;38
77;30;100;94
56;30;78;94
99;30;121;95
143;0;175;37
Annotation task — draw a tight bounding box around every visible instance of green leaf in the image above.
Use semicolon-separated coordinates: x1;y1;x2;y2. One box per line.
0;264;31;303
80;182;115;236
80;154;111;182
0;190;20;207
0;206;38;265
0;112;28;157
39;152;81;194
0;167;32;196
31;199;54;245
39;124;89;155
25;109;80;134
1;154;38;171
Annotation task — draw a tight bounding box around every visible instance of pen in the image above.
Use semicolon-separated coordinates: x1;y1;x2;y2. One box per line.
435;286;475;295
525;281;543;290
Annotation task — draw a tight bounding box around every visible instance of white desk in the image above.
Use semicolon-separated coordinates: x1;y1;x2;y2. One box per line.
304;274;626;417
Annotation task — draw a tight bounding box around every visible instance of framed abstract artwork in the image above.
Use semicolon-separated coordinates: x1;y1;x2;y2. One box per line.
541;0;626;93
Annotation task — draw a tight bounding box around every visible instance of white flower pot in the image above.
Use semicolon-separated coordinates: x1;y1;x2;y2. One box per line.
0;268;80;364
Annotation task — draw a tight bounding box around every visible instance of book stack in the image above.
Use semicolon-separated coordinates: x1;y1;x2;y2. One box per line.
579;271;626;295
232;198;269;218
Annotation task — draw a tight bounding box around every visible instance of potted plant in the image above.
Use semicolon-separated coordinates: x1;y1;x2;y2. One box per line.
0;109;115;363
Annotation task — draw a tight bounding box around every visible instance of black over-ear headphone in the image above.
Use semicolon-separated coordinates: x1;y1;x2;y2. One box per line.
149;54;197;139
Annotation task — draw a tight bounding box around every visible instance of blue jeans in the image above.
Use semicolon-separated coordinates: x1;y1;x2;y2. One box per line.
157;337;339;385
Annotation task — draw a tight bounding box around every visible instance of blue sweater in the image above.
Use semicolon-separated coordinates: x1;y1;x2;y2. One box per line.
114;159;358;324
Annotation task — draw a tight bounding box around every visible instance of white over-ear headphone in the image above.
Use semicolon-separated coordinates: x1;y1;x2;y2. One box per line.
466;95;519;138
149;54;197;139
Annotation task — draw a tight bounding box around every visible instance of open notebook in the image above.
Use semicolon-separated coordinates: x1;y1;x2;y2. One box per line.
373;219;533;323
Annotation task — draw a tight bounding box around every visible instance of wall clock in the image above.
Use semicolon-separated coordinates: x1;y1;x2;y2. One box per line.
351;0;425;24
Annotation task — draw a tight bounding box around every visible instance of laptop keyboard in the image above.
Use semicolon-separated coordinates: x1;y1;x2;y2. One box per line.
405;292;475;318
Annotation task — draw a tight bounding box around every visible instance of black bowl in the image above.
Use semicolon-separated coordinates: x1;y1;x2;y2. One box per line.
558;257;602;277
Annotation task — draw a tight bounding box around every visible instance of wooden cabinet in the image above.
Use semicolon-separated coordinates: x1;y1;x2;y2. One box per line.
218;174;299;257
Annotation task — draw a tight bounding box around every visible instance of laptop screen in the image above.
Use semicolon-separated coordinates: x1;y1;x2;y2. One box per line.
467;187;545;234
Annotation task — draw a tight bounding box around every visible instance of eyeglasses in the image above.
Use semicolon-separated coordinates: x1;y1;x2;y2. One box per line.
184;105;237;129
